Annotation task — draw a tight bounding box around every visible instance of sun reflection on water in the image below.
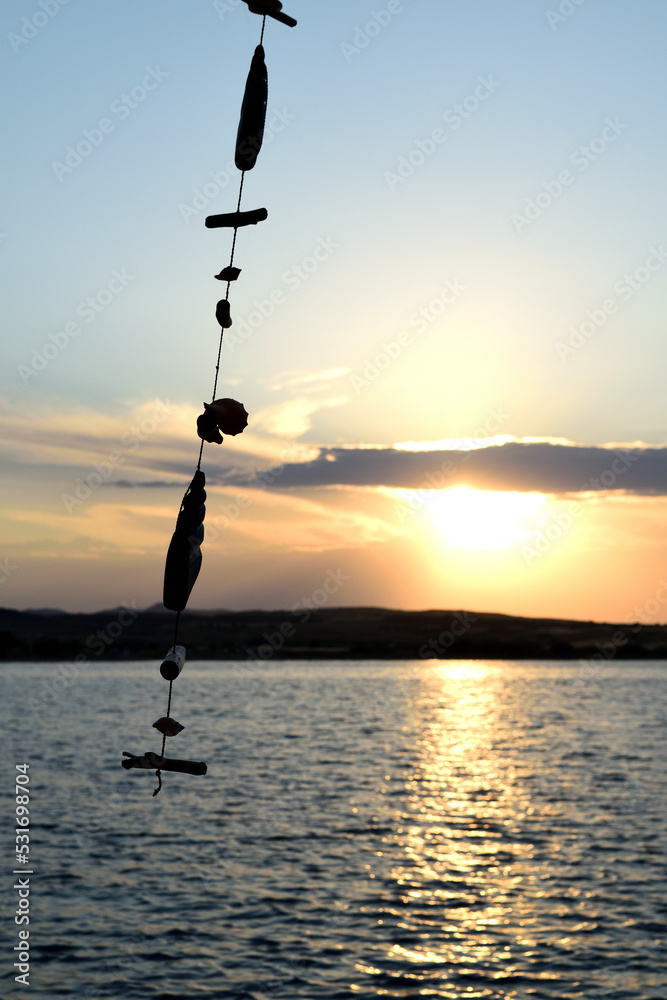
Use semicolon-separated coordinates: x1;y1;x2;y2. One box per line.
368;661;546;994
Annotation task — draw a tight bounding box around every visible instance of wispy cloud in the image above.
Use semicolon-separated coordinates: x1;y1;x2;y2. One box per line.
251;396;347;438
0;396;313;484
5;397;667;498
262;367;350;393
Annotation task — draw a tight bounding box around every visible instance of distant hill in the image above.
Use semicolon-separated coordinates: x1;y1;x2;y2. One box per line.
1;605;666;661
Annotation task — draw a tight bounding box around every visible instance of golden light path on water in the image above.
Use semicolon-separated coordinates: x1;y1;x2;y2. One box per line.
355;661;573;997
4;660;664;997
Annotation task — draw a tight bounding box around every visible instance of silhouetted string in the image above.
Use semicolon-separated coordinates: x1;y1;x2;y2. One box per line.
196;170;247;477
152;14;272;797
196;13;263;469
226;170;246;283
153;677;174;796
172;609;181;651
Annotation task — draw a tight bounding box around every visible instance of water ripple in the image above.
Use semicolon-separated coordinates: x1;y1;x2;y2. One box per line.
1;659;666;998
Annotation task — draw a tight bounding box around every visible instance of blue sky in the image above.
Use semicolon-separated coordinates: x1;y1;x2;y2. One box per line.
3;0;667;618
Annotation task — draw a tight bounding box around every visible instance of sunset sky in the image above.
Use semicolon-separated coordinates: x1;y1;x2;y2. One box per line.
3;0;667;622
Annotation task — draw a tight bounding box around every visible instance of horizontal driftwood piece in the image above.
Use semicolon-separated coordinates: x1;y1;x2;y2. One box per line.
121;751;207;775
205;208;268;229
243;1;297;26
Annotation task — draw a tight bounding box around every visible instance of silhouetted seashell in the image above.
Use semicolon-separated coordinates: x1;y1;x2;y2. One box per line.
205;398;248;435
197;410;223;444
236;44;268;172
215;266;241;281
163;472;206;612
152;717;185;737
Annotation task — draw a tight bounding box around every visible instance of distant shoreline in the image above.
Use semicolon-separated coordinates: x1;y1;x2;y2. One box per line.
2;605;667;662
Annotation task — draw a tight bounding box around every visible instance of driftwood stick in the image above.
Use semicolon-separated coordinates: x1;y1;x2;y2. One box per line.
205;208;268;229
122;751;207;775
244;2;297;27
268;10;297;27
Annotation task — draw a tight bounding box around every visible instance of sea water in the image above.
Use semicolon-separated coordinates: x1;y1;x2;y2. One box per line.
1;659;666;999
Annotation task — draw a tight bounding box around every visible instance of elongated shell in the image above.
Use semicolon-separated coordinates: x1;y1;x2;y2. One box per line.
235;44;268;171
163;471;206;612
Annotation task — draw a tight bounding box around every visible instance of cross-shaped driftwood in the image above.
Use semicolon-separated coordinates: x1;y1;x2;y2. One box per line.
122;751;207;775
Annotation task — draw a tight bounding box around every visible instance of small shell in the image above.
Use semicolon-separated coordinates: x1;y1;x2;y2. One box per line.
215;266;241;281
152;717;185;738
197;409;223;444
205;398;249;436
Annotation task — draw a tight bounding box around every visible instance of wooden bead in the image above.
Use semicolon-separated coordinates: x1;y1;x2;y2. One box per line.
215;299;232;328
160;645;186;680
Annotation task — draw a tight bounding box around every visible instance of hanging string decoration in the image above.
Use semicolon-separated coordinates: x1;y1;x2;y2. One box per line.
122;0;297;795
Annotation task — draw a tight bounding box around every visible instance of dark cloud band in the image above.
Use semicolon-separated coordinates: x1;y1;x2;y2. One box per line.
217;441;667;495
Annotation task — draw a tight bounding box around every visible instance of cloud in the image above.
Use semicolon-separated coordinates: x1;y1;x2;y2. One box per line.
201;488;401;552
263;367;350;393
111;479;184;488
250;396;347;438
0;395;313;484
217;440;667;495
5;396;666;498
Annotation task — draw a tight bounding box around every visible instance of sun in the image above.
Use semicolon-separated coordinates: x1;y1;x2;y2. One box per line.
426;487;547;550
